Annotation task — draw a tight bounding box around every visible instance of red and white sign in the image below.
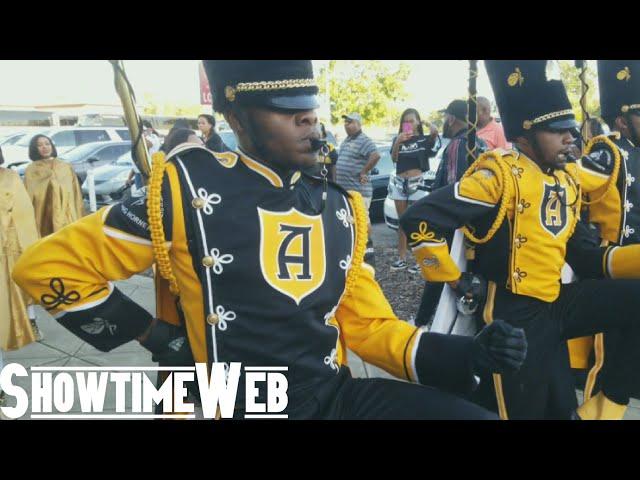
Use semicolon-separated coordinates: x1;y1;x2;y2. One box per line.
199;62;212;106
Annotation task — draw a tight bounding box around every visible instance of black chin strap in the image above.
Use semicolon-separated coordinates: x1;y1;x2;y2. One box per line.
627;113;640;147
309;139;330;214
551;170;579;208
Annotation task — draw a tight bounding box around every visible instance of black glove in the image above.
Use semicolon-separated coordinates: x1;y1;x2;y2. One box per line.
454;272;487;314
471;319;527;374
139;318;194;366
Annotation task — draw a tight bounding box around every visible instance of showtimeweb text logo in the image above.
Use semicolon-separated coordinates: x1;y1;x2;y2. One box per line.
0;363;288;420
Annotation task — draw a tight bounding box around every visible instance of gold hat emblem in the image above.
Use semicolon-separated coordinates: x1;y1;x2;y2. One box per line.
225;85;236;102
523;120;532;130
508;67;524;87
617;67;631;81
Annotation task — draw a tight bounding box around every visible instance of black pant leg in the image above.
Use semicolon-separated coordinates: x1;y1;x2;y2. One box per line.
415;282;444;327
556;279;640;405
330;377;498;420
491;289;562;419
544;342;578;419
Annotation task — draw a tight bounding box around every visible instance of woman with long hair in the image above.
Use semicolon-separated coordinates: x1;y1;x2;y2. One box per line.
23;134;84;241
389;108;440;272
198;114;227;152
161;128;204;155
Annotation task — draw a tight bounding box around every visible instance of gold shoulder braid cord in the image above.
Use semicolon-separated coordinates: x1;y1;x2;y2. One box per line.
460;151;513;244
581;134;622;206
147;151;180;296
562;167;583;240
343;190;369;298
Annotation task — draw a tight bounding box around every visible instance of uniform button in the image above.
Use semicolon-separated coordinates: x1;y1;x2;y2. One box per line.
202;256;214;268
206;313;219;326
192;198;205;209
347;215;355;224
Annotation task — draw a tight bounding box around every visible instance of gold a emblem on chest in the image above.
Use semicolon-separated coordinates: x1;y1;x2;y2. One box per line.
539;182;569;237
257;207;327;305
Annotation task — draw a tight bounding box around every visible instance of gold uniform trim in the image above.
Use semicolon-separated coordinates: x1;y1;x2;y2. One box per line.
523;109;574;130
238;151;284;188
148;151;180;295
622;104;640;113
225;78;317;102
584;333;605;402
483;281;509;420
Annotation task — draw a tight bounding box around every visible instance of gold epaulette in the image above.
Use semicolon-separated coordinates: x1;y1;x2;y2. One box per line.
460;150;512;244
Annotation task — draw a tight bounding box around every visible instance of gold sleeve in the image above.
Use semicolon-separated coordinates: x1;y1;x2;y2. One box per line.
12;208;155;317
605;244;640;279
335;262;421;382
404;162;506;283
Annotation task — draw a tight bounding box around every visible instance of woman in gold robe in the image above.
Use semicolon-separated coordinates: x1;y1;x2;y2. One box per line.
23;134;84;237
0;146;40;410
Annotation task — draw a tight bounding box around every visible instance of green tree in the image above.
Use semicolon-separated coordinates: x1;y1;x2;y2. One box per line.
559;60;600;123
424;109;446;130
318;61;411;126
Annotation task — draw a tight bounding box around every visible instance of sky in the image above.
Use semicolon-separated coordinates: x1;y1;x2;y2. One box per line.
0;60;495;116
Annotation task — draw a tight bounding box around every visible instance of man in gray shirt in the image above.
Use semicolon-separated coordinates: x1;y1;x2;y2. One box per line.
335;113;380;218
335;112;381;265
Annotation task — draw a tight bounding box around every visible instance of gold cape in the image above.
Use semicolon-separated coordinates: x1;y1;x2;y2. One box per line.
1;167;39;350
24;158;85;237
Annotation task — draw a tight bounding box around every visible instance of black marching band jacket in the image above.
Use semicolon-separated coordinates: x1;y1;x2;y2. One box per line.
12;145;483;410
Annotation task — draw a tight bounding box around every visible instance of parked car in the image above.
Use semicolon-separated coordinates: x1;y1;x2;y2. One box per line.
2;126;130;167
13;140;131;181
383;138;448;230
218;130;238;151
325;130;338;147
65;141;131;182
81;152;136;207
0;132;26;147
369;142;395;223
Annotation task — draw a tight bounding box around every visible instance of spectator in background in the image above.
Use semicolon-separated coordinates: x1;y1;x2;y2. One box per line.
24;134;84;237
415;101;486;327
336;113;380;218
127;120;161;192
389;108;440;272
335;112;380;265
161;128;204;154
0;145;40;356
432;99;487;191
476;96;511;150
198;114;228;152
142;120;162;145
23;135;84;339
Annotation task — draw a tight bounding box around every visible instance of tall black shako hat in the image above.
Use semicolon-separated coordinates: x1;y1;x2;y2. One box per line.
598;60;640;119
203;60;319;113
485;60;578;141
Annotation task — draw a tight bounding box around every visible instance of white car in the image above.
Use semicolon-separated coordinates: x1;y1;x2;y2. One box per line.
384;140;447;230
2;126;130;167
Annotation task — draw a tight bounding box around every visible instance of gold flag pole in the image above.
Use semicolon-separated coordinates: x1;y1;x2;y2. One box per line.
109;60;152;182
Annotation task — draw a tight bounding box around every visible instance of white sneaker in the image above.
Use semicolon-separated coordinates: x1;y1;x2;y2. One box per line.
408;264;421;275
390;259;408;271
